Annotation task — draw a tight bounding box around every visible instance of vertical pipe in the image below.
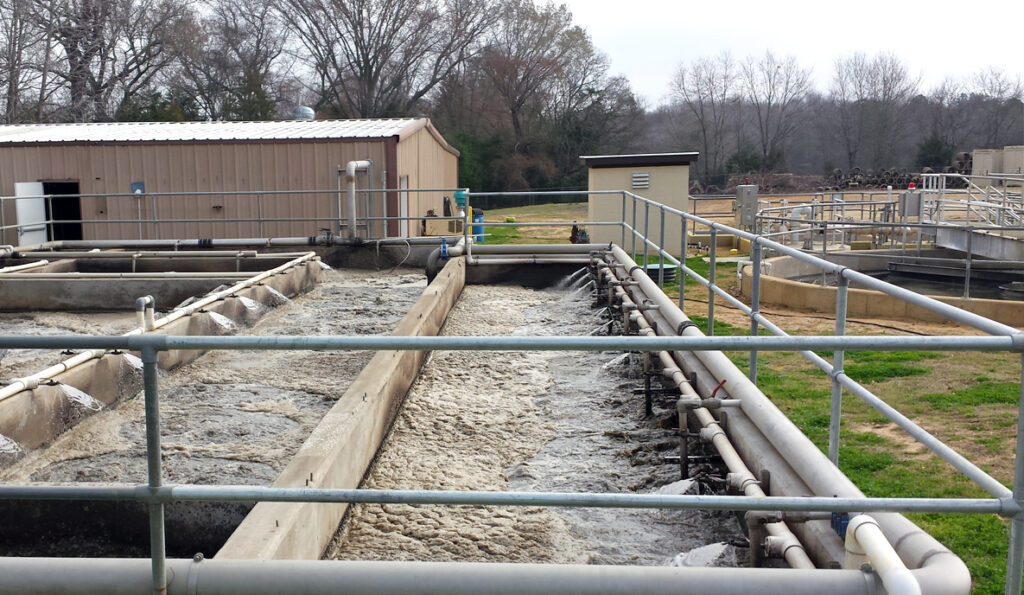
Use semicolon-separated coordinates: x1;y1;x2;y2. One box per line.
707;228;717;336
658;207;666;288
749;241;762;383
137;195;144;240
142;346;166;595
1005;353;1024;595
680;215;688;311
829;276;849;466
964;226;973;299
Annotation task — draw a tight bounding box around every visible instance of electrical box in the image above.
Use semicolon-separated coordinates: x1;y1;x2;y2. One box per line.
898;192;922;218
734;185;759;229
423;218;463;236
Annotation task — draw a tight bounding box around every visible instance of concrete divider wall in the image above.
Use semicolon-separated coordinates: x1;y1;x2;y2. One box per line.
740;256;1024;327
215;256;466;560
0;260;321;450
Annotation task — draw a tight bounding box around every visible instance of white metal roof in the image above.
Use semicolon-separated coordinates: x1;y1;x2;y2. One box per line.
0;118;424;144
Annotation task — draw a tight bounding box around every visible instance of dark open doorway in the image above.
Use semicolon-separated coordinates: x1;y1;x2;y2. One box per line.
42;181;82;241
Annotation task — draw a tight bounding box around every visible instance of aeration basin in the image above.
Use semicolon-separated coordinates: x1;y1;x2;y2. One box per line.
0;243;974;594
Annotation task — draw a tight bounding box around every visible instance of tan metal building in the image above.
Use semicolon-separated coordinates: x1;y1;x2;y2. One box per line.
582;152;698;255
0;118;459;245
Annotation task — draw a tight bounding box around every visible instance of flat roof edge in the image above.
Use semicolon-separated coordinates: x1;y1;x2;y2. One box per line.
580;152;699;168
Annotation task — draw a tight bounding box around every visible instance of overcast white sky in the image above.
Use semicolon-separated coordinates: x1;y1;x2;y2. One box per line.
559;0;1024;107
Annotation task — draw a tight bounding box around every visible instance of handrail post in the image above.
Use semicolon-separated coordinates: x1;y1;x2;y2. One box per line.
150;194;159;240
643;201;650;269
680;215;688;311
658;207;666;288
631;194;638;259
1007;353;1024;595
620;192;626;247
142;346;166;595
964;225;973;299
708;227;717;336
749;240;762;383
257;192;264;238
829;276;849;465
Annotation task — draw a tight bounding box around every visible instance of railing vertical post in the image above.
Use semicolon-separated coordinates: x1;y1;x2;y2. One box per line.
257;193;264;238
142;346;166;595
964;225;973;299
680;215;688;311
829;276;850;465
643;201;650;268
631;195;638;260
707;227;717;336
621;192;627;248
1006;353;1024;595
658;207;666;288
150;194;159;240
749;241;762;383
45;195;54;241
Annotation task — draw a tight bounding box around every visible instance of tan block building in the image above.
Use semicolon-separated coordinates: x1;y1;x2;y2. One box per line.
581;152;698;256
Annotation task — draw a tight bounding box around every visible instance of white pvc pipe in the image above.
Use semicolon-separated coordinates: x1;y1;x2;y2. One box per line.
606;245;971;594
346;160;372;239
607;269;814;570
0;252;317;405
846;515;921;595
0;259;48;273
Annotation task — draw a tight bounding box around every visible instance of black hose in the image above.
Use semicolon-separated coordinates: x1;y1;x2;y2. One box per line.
425;247;444;283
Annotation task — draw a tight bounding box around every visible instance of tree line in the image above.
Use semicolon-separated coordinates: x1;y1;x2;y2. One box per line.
0;0;1021;192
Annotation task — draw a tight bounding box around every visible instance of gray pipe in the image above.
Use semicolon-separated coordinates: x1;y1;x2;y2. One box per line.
606;245;972;595
0;558;882;595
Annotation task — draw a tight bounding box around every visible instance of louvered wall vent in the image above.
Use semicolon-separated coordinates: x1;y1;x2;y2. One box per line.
631;171;650;189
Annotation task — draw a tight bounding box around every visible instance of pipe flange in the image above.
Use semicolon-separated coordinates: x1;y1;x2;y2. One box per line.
677;321;697;335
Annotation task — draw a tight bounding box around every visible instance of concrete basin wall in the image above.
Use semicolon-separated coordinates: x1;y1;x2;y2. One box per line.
0;259;321;450
739;255;1024;327
216;257;466;560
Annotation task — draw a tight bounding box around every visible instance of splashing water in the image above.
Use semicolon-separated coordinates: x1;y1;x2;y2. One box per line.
207;311;238;332
601;352;632;370
317;261;333;271
60;384;104;412
555;267;590;290
587;320;613;336
569;275;594;291
237;296;264;312
121;353;144;371
264;286;291;305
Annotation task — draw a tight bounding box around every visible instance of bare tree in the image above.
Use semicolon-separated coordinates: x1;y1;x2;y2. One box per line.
481;0;575;143
0;0;45;121
171;0;288;120
280;0;492;118
827;52;918;170
34;0;192;121
970;67;1023;148
741;50;811;170
671;52;738;181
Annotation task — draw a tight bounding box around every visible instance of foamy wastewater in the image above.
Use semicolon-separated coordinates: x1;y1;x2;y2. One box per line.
329;282;744;567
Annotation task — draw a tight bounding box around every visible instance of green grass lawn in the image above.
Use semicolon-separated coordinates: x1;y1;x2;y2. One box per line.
480;202;1021;592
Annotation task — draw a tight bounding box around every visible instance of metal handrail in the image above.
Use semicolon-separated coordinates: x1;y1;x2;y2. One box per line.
1;187;1023;593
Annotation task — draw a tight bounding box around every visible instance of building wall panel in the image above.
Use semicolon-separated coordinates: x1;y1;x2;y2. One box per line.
0;129;454;244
